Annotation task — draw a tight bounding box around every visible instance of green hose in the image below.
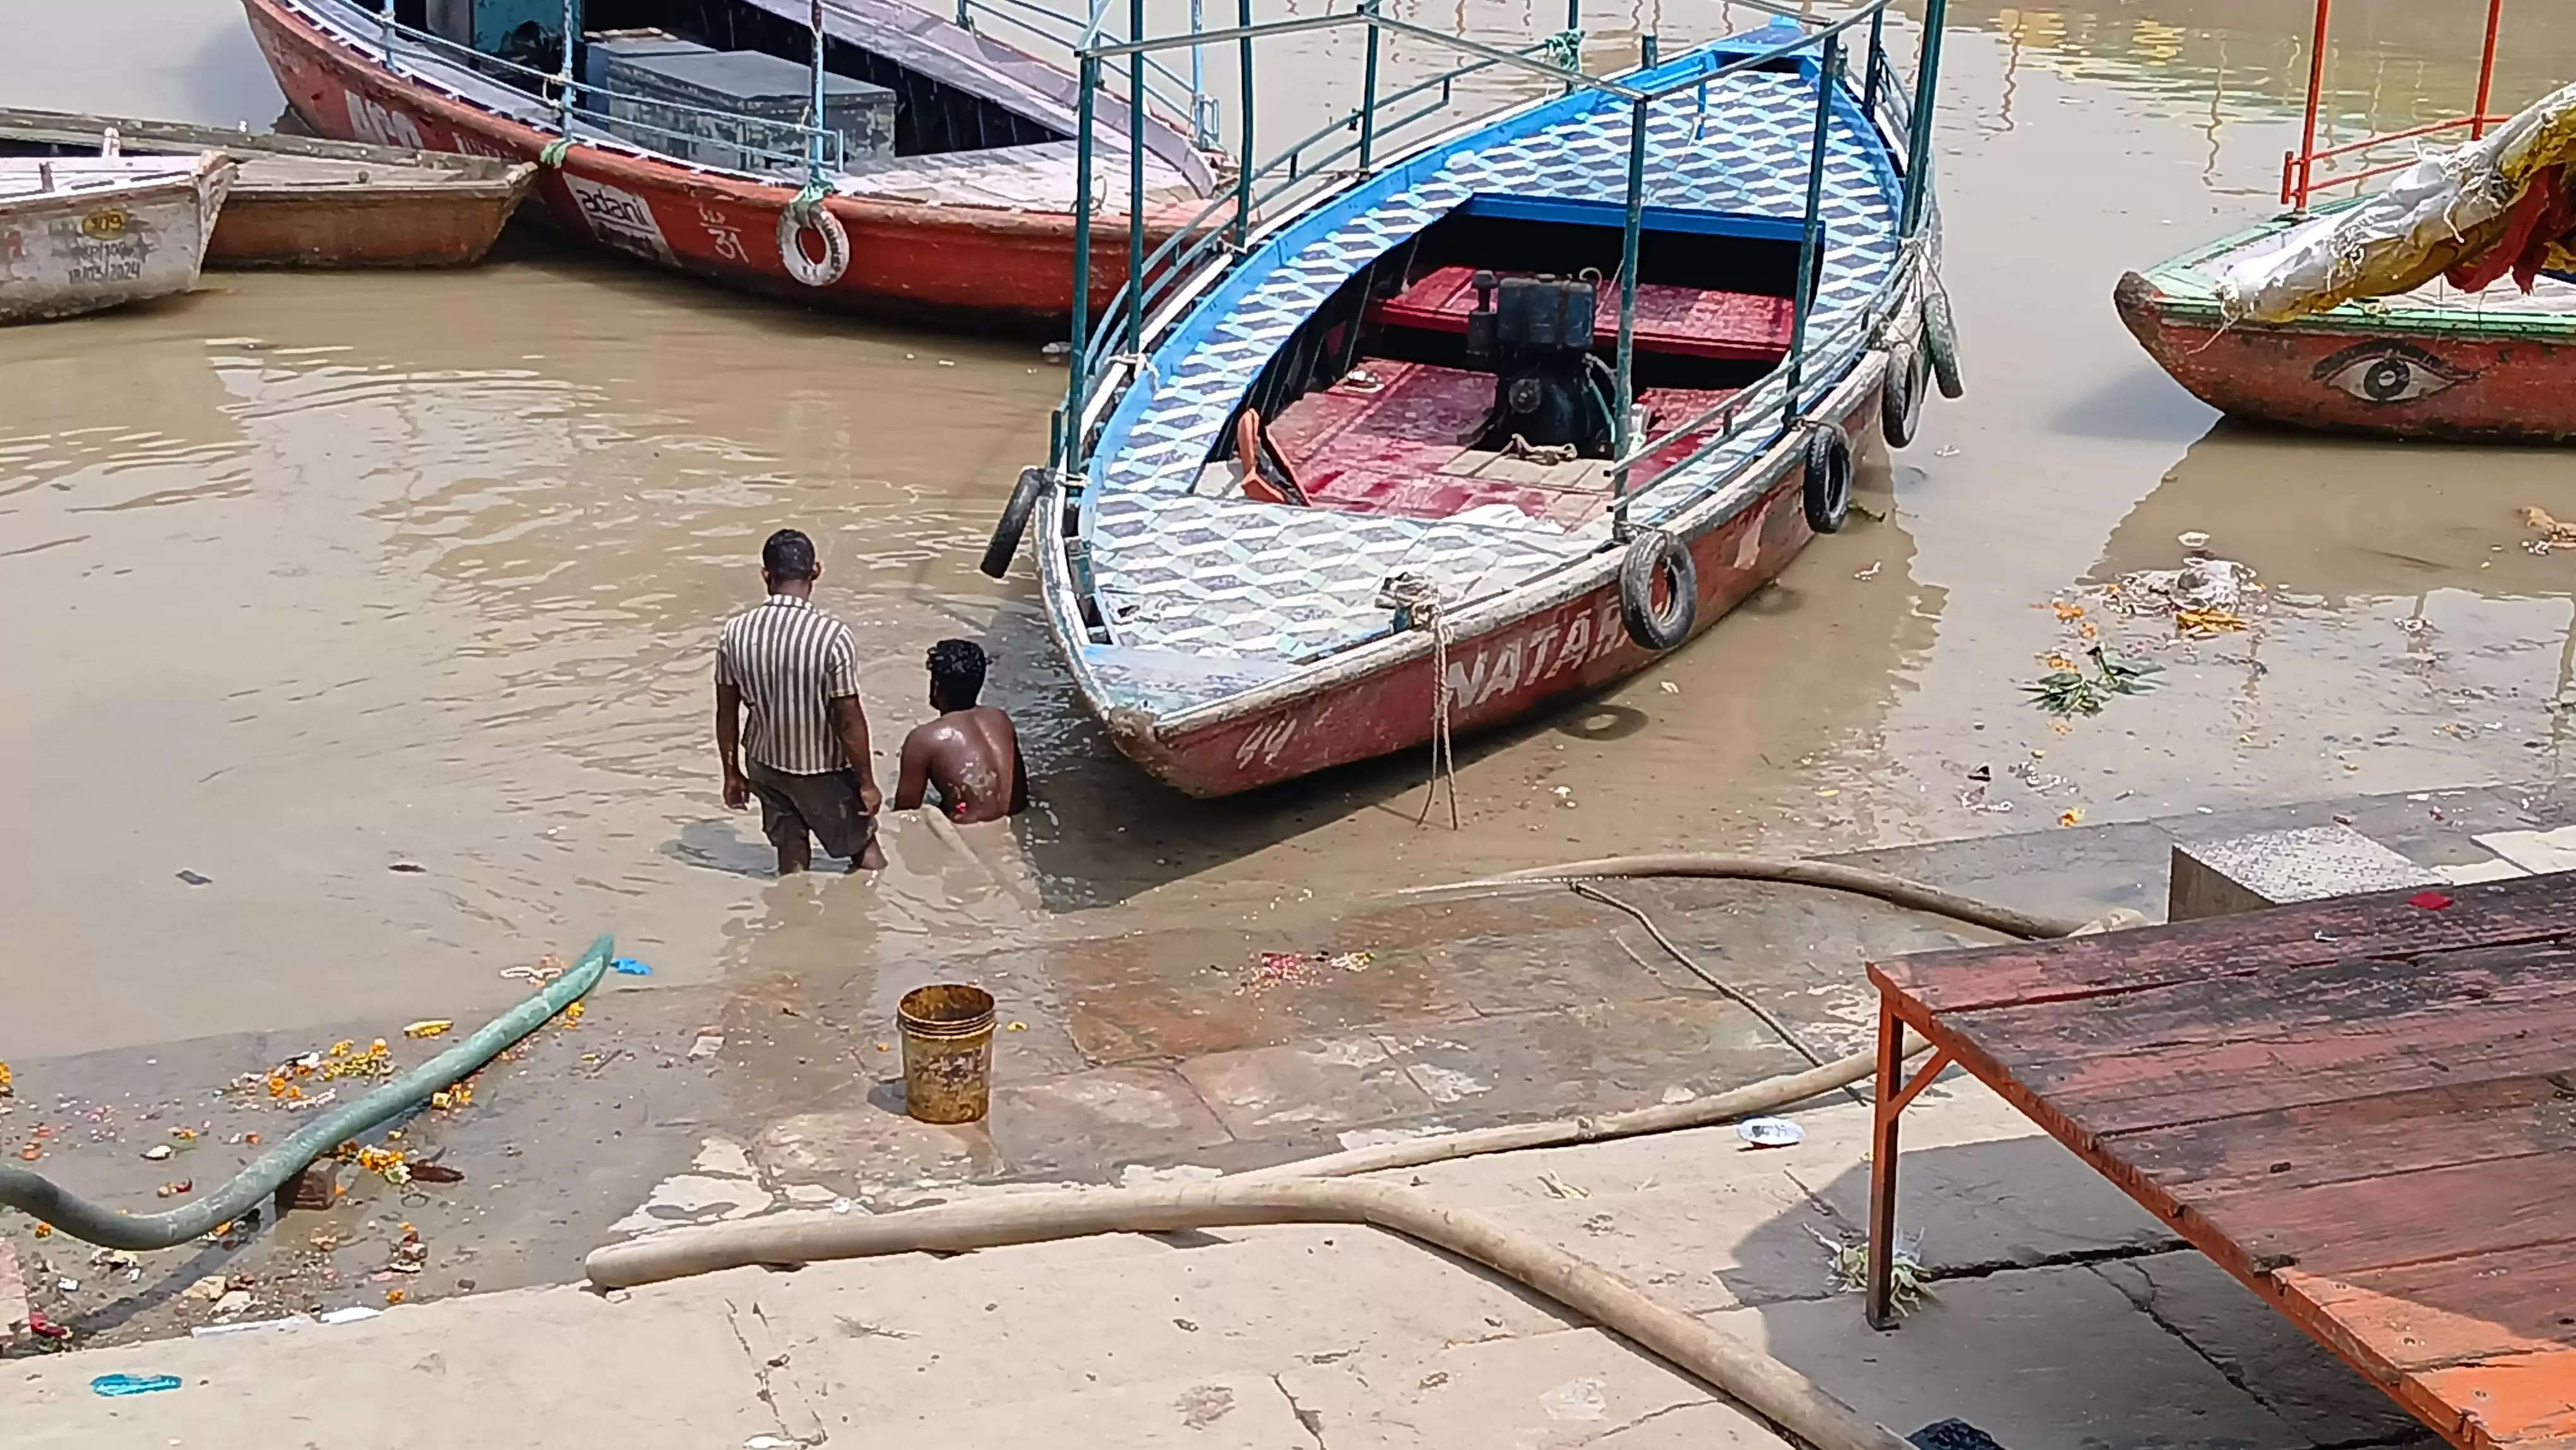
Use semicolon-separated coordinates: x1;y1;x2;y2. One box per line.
0;935;612;1251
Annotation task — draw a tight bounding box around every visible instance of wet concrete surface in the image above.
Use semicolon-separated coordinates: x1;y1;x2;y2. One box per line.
8;0;2576;1353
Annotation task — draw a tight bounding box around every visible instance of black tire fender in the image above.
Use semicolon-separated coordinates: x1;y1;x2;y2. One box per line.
1618;529;1698;652
1803;422;1854;535
1881;340;1926;448
1923;290;1965;400
981;466;1051;579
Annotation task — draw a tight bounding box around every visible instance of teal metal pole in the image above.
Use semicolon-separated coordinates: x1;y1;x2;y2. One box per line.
1234;0;1253;248
1863;6;1884;115
1359;1;1381;173
1640;32;1656;66
1611;94;1647;538
559;0;580;136
808;0;828;181
1561;0;1580;95
1070;55;1098;449
1899;0;1946;237
1786;36;1839;418
1128;0;1146;352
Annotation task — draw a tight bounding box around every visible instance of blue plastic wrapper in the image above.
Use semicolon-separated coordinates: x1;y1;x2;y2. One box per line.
611;957;653;976
92;1374;182;1397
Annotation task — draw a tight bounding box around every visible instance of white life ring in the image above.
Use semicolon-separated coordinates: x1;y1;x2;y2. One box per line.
777;203;849;288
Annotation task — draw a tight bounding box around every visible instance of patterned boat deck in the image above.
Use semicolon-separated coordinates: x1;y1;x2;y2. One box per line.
1080;32;1904;717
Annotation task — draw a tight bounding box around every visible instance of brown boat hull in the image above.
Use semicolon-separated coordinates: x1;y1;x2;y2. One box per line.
208;177;530;267
2116;266;2576;445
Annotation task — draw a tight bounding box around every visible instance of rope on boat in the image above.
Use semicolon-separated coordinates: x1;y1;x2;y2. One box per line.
1377;572;1460;829
537;136;572;167
787;176;832;220
1541;28;1586;71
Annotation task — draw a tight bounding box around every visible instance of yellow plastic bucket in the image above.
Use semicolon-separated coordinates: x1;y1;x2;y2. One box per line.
897;983;996;1124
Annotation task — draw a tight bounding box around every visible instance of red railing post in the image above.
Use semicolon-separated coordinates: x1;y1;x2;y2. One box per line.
2293;0;2332;212
2472;0;2503;140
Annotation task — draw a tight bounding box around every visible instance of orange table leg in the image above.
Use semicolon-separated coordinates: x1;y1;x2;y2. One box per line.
1865;994;1905;1329
1866;1002;1952;1331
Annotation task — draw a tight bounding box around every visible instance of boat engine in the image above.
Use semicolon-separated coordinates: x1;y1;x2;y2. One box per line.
1463;270;1618;457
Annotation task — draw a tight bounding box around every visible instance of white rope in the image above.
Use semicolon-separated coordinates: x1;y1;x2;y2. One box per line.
1377;572;1459;829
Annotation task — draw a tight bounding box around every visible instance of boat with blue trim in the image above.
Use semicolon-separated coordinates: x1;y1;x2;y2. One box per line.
988;3;1957;797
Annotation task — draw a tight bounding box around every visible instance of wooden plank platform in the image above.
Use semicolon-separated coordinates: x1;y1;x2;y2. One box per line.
1864;870;2576;1450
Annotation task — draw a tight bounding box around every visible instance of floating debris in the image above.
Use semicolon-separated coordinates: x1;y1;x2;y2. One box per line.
402;1020;453;1040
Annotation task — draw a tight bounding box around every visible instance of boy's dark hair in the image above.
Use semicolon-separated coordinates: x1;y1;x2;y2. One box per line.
761;529;819;581
927;638;987;705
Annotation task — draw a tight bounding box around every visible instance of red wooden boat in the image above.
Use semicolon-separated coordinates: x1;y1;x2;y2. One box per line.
2116;0;2576;443
238;0;1219;320
990;5;1958;797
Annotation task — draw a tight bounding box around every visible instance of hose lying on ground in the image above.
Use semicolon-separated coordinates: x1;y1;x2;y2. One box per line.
0;934;613;1250
1414;853;2094;941
585;1175;1917;1450
1234;1037;1926;1182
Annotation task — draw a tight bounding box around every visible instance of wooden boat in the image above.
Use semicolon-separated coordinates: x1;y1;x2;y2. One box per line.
2116;0;2576;443
237;0;1219;320
0;152;237;325
0;107;536;268
994;6;1955;796
2115;230;2576;444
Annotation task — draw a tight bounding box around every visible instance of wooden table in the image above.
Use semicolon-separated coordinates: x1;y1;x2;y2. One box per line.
1864;871;2576;1450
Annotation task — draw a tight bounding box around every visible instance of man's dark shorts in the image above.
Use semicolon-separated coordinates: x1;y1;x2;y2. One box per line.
744;760;877;860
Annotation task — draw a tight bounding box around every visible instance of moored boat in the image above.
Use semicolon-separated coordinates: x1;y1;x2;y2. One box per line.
991;4;1956;796
0;152;237;325
2116;0;2576;443
237;0;1220;320
0;107;537;268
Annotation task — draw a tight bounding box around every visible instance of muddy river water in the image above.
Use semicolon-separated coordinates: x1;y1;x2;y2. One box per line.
6;1;2575;1062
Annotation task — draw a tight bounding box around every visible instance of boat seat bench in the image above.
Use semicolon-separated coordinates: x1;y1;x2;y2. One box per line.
1368;264;1798;363
1266;359;1736;529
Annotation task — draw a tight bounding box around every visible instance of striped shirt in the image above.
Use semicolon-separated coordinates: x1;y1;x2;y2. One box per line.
715;595;862;776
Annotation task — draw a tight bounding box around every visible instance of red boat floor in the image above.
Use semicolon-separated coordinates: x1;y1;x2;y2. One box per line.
1865;871;2576;1450
1264;359;1735;528
1368;265;1798;362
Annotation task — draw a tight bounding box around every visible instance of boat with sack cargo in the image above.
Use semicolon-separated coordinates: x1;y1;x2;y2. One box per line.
985;3;1959;796
2116;0;2576;443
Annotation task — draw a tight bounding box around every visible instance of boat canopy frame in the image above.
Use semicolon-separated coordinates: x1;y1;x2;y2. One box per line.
1056;0;1948;541
2282;0;2510;212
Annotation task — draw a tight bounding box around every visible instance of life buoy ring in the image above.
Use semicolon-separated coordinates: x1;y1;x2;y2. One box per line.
778;202;849;289
1618;529;1697;652
981;466;1051;578
1923;290;1964;400
1803;422;1854;534
1881;339;1928;448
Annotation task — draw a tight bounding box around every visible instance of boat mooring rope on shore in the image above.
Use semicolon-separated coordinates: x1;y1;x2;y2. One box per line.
0;937;613;1251
1379;571;1461;829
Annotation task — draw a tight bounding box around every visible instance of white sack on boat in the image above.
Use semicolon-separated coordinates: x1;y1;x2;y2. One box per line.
2216;79;2576;325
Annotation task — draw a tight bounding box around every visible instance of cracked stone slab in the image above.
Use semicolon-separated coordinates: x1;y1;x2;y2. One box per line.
1705;1265;2313;1450
751;1103;1004;1192
987;1064;1237;1176
1181;1034;1436;1137
841;1370;1315;1447
2092;1254;2433;1448
1277;1321;1780;1449
0;1281;781;1446
719;1226;1577;1421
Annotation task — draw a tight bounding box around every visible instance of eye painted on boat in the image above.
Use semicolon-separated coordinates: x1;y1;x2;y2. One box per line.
2311;341;2473;405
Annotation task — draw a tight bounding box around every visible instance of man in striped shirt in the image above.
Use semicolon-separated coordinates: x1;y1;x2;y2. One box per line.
715;529;885;873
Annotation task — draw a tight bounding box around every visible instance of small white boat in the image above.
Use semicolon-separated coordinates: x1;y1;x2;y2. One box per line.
0;151;236;324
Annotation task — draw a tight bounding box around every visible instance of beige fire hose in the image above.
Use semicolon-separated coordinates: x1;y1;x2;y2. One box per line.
1417;852;2094;942
584;871;2134;1450
587;1175;1914;1450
